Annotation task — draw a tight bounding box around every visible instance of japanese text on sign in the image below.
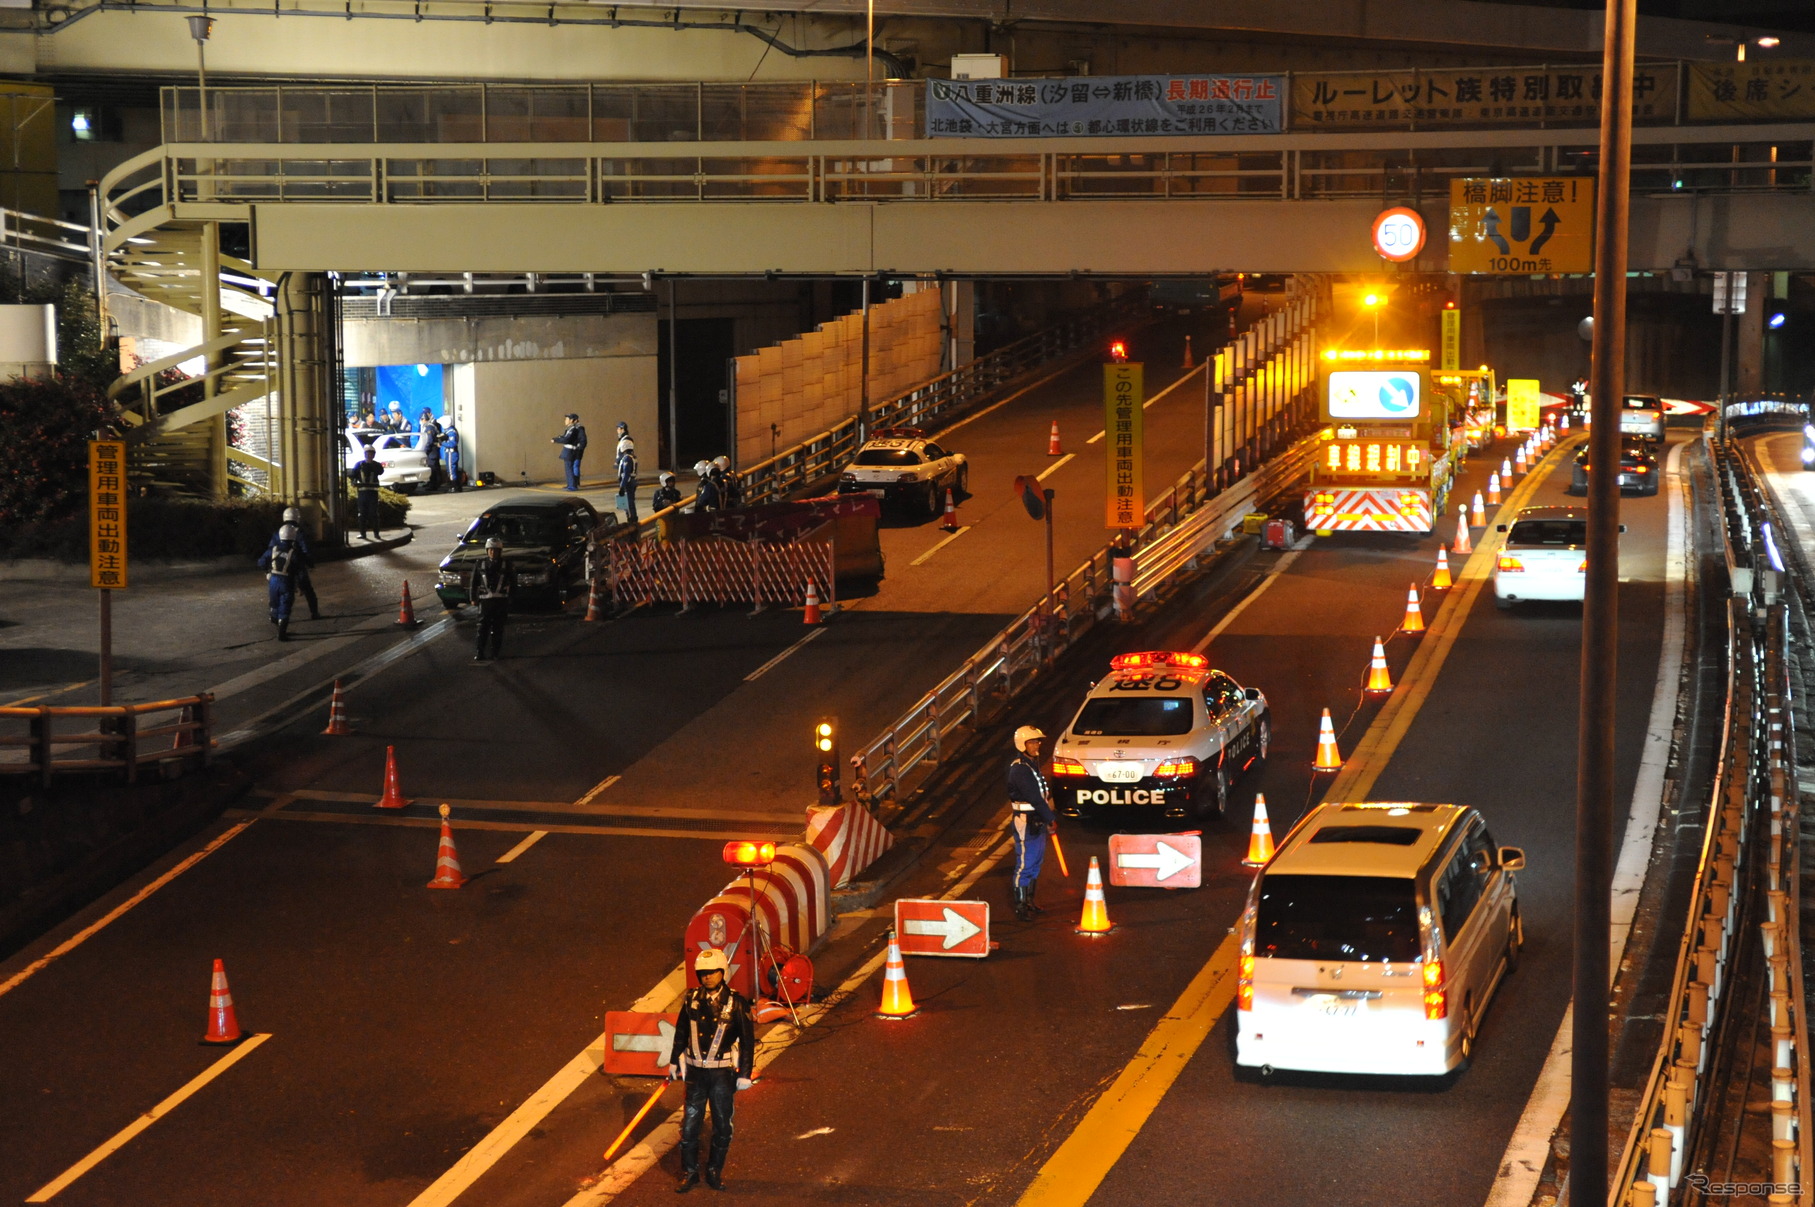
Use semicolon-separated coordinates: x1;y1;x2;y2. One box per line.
1688;60;1815;122
1448;177;1594;275
89;439;128;590
927;74;1283;138
1440;309;1461;371
1104;363;1145;529
1293;66;1674;128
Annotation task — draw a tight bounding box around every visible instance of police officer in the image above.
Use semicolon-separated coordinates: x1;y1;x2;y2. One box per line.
277;506;322;620
257;521;311;641
468;537;512;662
349;444;384;539
417;409;444;491
710;455;744;509
1007;724;1058;921
552;412;587;491
690;460;721;513
651;471;682;513
615;423;639;524
661;948;754;1193
439;413;463;492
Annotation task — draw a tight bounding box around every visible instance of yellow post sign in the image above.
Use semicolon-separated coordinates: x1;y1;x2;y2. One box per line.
1505;379;1541;431
1449;177;1594;274
89;439;128;589
1440;309;1461;371
1104;362;1144;529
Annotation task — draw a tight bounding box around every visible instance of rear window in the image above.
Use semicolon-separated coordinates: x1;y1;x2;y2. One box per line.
1309;826;1421;846
855;449;921;466
1507;519;1586;547
1071;696;1195;737
1255;873;1422;963
463;514;561;546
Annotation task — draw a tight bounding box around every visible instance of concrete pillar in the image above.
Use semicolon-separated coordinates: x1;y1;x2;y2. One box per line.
275;272;336;538
1737;270;1770;397
200;222;227;498
945;279;975;371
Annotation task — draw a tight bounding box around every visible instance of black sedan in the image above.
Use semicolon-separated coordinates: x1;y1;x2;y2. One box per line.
1570;435;1660;496
434;495;612;610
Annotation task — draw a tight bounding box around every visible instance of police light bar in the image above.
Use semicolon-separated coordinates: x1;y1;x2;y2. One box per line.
1110;651;1209;671
723;840;777;867
1320;349;1431;362
872;427;926;440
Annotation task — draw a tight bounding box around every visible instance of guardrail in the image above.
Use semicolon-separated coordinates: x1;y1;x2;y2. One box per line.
0;695;214;786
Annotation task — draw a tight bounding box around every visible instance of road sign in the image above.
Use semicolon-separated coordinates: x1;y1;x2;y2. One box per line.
1449;177;1594;274
89;439;127;589
894;898;990;958
1372;206;1425;263
602;1010;679;1076
1107;833;1202;889
1440;308;1461;371
1506;379;1541;430
1104;362;1144;529
1712;271;1748;315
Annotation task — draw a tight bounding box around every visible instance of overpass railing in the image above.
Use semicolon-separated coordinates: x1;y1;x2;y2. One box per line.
0;695;215;786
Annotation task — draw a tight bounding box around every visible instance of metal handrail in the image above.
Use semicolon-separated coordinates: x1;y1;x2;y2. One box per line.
0;695;214;786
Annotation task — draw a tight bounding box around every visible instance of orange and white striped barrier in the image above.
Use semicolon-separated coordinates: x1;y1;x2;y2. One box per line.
203;958;244;1044
1243;794;1276;867
322;679;351;736
875;931;919;1018
1076;856;1114;935
1401;584;1426;635
427;804;467;889
683;844;831;1000
1313;708;1343;772
1433;547;1453;590
805;802;895;889
1365;637;1393;693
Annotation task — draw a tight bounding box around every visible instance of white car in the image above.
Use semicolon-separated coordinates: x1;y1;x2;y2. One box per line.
1493;506;1591;608
345;428;433;494
1235;801;1525;1078
1049;650;1269;821
835;427;968;517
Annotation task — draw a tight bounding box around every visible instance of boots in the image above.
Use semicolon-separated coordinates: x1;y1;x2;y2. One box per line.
1026;887;1045;914
705;1134;729;1190
1012;887;1033;922
676;1144;699;1194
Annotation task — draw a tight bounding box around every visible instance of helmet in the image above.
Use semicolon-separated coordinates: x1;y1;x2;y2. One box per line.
694;460;713;476
388;401;402;411
713;456;731;472
1013;725;1046;750
485;537;503;550
616;421;629;433
659;471;676;484
694;948;729;974
278;523;300;541
282;506;301;522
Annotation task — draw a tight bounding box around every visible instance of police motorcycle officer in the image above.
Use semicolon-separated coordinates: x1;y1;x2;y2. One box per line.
276;506;322;620
257;521;312;641
690;460;722;513
651;471;683;513
1007;724;1058;922
468;537;512;662
660;947;755;1193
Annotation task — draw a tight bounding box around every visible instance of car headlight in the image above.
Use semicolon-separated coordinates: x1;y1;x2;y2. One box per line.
437;570;462;585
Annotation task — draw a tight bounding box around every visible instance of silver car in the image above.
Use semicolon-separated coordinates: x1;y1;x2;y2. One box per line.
345;428;433;494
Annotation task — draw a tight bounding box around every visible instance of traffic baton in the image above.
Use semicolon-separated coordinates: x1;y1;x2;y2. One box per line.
602;1080;671;1164
1049;830;1072;878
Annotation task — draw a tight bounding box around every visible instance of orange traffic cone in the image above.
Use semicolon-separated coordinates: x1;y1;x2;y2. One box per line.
1182;335;1195;369
375;744;410;810
1433;547;1453;590
1076;856;1114;935
1048;420;1063;456
1243;794;1276;867
581;575;605;622
394;580;419;628
875;930;918;1019
1514;444;1529;474
427;804;466;889
203;958;243;1044
1470;490;1486;527
803;579;823;625
941;488;959;532
1401;584;1426;635
1365;636;1393;693
1487;471;1502;505
1452;507;1472;556
322;679;351;736
1501;457;1514;482
1313;708;1343;772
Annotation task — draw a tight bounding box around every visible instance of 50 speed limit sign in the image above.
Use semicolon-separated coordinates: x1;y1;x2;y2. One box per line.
1371;206;1426;263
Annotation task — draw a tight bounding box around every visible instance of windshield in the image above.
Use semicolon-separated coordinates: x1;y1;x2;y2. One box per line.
1255;873;1422;963
855;449;921;467
1071;696;1195;737
1507;519;1586;547
462;513;562;547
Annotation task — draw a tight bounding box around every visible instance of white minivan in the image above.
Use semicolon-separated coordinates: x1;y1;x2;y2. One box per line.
1234;802;1525;1077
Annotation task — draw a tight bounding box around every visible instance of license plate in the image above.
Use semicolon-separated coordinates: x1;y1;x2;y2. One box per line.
1307;994;1361;1017
1095;761;1143;783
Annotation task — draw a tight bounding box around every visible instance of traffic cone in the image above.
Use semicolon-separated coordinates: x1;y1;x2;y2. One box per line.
1182;335;1195;369
202;958;243;1044
321;679;350;736
1365;636;1394;693
394;580;419;628
1433;547;1453;590
1047;420;1063;456
1514;444;1529;474
1470;490;1486;527
1313;708;1343;772
1076;856;1115;935
581;575;604;622
374;744;410;810
1401;584;1426;634
1487;471;1502;505
1501;457;1514;482
427;804;466;889
941;488;959;532
802;580;823;625
1452;507;1472;556
1243;794;1276;867
875;931;918;1019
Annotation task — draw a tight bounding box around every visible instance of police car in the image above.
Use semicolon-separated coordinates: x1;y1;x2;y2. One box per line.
1050;651;1270;821
836;427;968;517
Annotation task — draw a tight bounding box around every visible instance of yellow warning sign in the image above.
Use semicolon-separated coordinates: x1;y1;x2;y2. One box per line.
89;439;128;589
1440;309;1460;371
1505;379;1541;431
1448;177;1594;275
1104;362;1144;530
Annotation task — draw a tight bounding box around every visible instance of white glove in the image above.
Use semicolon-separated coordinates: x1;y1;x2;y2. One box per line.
736;1077;753;1091
667;1064;681;1081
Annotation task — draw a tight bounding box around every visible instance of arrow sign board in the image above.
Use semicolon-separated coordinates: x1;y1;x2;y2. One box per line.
894;898;991;958
602;1011;680;1076
1448;177;1593;275
1107;833;1203;889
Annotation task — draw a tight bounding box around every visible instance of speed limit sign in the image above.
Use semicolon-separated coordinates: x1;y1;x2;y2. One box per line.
1371;207;1426;262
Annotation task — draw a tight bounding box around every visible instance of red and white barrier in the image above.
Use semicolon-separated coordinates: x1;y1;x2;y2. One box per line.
805;803;895;888
682;843;830;1000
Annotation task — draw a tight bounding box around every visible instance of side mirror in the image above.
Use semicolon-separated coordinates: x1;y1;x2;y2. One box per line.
1499;846;1527;871
1496;524;1508;533
1245;687;1261;701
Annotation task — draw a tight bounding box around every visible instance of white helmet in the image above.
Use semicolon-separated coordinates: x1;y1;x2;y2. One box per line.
278;523;300;541
713;456;731;472
693;460;713;476
282;506;301;522
694;948;729;974
1014;725;1046;750
485;537;503;550
659;471;676;485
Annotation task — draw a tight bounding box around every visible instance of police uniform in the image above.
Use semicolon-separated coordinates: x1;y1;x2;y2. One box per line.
257;523;312;640
349;454;384;538
651;477;683;512
468;553;512;660
661;977;755;1191
1007;750;1057;920
615;433;639;524
554;417;587;491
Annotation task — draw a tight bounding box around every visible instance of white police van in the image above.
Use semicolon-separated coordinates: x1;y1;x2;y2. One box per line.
1049;651;1270;820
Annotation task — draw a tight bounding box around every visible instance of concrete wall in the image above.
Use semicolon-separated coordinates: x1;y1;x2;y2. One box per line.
342;311;652;368
452;356;657;486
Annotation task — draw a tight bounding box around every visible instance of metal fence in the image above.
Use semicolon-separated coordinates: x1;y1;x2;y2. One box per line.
0;695;214;786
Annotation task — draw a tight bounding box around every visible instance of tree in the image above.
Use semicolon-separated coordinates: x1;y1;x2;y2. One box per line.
0;373;113;526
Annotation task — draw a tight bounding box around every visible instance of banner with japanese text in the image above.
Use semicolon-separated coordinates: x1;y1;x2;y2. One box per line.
1104;363;1144;529
1687;61;1815;122
1293;65;1677;128
89;439;127;589
927;74;1283;139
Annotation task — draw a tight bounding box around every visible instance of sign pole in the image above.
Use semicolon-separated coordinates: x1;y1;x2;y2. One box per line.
88;439;129;707
99;589;112;706
1043;488;1056;660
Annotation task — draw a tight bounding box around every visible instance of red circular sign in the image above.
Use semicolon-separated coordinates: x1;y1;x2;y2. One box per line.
1372;207;1426;262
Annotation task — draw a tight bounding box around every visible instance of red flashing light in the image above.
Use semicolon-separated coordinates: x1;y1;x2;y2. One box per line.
1109;340;1129;363
1110;651;1208;671
723;840;777;867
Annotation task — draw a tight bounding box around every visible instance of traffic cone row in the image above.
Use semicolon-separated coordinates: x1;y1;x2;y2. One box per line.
375;744;410;810
1401;584;1426;634
803;579;823;625
1243;794;1275;867
1312;708;1343;772
1452;507;1472;556
321;679;351;735
1048;421;1063;456
1076;856;1114;935
941;488;959;533
875;931;918;1018
394;580;419;628
1432;547;1453;590
427;804;466;889
1365;637;1393;694
1487;471;1502;505
203;958;243;1044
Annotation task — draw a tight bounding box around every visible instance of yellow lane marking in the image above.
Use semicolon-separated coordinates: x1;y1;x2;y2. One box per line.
1013;935;1241;1207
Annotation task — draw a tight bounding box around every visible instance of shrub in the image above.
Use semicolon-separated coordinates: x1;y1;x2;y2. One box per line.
344;480;412;530
0;374;113;528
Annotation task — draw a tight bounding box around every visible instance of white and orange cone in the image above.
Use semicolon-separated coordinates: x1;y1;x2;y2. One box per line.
1181;335;1195;369
1487;471;1502;505
941;488;959;533
1365;637;1393;693
1243;794;1276;867
1047;420;1063;456
1452;507;1472;556
322;679;351;736
875;930;918;1019
394;580;419;628
1514;443;1529;474
803;580;823;625
1401;583;1426;635
1471;490;1486;527
1313;708;1343;772
1076;856;1114;935
427;804;466;889
1501;456;1514;482
203;958;244;1044
581;575;605;622
1432;547;1453;590
375;744;410;810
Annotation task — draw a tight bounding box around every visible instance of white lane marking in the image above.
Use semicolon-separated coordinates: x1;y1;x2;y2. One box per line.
1086;360;1206;442
1483;438;1689;1207
575;775;620;807
796;1127;835;1140
207;632;365;703
0;822;254;1001
1190;539;1313;654
26;1033;272;1201
743;627;827;682
909;527;973;567
1036;454;1076;482
494;831;548;864
279;788;795;826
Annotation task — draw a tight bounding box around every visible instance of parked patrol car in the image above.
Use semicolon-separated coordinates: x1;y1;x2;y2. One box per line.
1049;651;1270;820
836;427;968;517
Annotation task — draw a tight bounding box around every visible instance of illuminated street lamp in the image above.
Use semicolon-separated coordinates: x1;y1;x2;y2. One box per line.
1361;291;1385;343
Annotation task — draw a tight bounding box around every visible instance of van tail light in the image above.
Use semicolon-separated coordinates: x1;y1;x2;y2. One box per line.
1497;555;1524;572
1578;560;1589;573
1050;757;1089;777
1422;959;1448;1020
1238;954;1255;1011
1153;757;1199;778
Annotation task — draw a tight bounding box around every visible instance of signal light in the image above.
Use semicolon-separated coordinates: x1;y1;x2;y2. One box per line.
1050;757;1089;777
1109;339;1129;363
1497;554;1524;572
1237;954;1255;1011
813;719;840;805
1422;958;1447;1019
723;840;776;867
1109;651;1207;671
1153;757;1199;778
